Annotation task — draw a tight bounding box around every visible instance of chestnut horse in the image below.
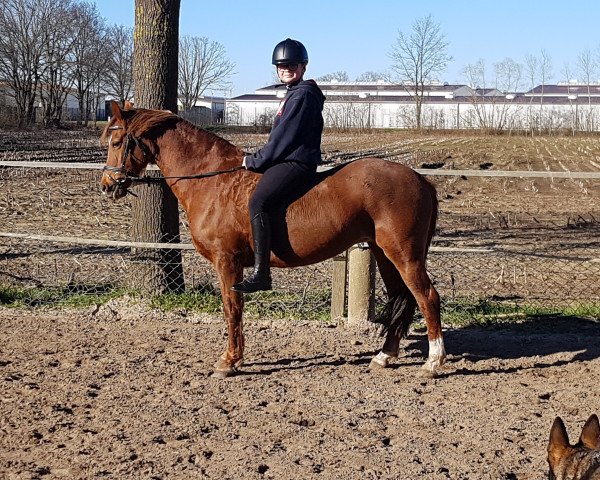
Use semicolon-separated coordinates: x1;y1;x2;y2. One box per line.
100;101;446;378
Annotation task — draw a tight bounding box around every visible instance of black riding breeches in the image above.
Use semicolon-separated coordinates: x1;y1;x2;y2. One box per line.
248;161;317;219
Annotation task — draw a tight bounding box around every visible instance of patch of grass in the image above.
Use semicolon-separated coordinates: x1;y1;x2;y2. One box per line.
441;298;600;327
151;286;333;321
151;283;223;313
0;283;125;308
243;289;332;321
2;283;597;326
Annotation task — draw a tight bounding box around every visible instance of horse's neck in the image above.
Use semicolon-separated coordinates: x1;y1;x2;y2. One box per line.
153;126;244;211
155;126;242;178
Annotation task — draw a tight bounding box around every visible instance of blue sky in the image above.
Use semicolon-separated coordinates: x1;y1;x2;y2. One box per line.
93;0;600;97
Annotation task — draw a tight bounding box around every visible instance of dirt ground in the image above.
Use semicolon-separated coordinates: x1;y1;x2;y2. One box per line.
1;304;599;480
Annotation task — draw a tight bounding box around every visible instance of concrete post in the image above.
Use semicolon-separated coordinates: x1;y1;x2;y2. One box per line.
347;243;375;326
330;252;347;321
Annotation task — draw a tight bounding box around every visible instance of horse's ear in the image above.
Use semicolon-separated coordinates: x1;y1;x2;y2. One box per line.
110;100;123;120
124;100;134;110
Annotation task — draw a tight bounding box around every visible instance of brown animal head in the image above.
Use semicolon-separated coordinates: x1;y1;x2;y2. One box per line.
548;414;600;480
100;100;178;199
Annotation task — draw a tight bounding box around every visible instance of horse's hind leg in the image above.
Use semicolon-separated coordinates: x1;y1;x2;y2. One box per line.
375;240;446;377
397;259;446;377
369;244;412;368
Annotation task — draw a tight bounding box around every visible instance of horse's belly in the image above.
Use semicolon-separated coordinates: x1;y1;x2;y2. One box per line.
270;219;368;268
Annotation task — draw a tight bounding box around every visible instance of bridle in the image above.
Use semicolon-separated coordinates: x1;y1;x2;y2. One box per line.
102;126;145;193
102;125;244;196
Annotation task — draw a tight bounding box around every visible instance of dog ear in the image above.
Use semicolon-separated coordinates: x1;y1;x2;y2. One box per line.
579;414;600;450
548;417;571;469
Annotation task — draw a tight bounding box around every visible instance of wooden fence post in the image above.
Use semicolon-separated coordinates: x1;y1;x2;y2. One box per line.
330;252;347;321
347;243;375;326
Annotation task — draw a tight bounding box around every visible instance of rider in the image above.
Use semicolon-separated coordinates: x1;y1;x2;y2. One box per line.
232;38;325;293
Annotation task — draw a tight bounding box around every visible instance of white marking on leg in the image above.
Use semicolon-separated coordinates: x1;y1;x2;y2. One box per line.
422;337;447;374
370;351;396;368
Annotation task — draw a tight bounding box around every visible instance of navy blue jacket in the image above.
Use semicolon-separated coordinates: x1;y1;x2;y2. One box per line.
244;79;325;172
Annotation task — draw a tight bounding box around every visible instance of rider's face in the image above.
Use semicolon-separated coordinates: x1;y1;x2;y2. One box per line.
277;63;306;85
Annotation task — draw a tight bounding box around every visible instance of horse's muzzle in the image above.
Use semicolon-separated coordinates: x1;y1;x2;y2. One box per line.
101;176;131;200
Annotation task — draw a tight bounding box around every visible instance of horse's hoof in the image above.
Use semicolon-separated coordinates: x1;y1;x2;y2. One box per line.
211;357;241;379
211;368;237;379
369;351;396;369
369;358;387;369
213;357;243;370
418;367;439;379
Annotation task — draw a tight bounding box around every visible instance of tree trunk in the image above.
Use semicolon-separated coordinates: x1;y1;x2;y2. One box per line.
130;0;184;294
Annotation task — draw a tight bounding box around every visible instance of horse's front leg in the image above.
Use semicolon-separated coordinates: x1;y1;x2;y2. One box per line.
212;255;245;379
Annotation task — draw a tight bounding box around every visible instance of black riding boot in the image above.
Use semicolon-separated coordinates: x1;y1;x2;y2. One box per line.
232;213;272;293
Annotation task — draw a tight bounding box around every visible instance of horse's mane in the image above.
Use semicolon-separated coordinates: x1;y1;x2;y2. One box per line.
101;107;238;154
100;108;174;144
128;108;180;138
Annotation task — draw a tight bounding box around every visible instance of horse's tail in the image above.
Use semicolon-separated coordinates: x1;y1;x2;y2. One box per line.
372;175;438;339
425;177;439;252
373;284;417;339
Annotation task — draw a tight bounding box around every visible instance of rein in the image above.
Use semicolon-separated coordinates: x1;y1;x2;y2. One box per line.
130;166;245;184
103;128;244;188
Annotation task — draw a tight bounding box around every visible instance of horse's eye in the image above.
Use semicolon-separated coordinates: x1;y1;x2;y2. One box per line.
112;141;122;148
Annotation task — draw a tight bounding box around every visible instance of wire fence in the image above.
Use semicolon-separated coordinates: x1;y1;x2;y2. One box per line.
1;160;599;321
2;126;600;320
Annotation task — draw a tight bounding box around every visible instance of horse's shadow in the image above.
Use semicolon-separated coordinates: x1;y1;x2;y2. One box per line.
441;315;600;360
241;315;600;377
240;352;378;377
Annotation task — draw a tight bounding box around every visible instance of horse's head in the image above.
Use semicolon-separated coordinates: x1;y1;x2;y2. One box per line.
100;100;150;200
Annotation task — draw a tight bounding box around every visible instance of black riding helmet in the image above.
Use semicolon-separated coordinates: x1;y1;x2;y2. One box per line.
272;38;309;65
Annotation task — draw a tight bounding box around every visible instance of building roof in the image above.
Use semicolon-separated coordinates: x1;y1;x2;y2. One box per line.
229;82;600;105
525;83;600;96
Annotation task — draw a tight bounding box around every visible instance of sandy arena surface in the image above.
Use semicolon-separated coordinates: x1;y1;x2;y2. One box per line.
1;305;599;480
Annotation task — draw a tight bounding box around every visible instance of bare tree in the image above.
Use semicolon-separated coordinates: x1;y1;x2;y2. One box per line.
525;50;553;134
130;0;183;294
178;35;234;113
0;0;51;126
355;71;387;82
38;0;80;126
389;14;452;129
71;1;107;125
103;25;134;105
495;58;523;92
324;101;372;130
463;58;522;131
560;62;579;133
316;71;350;82
524;53;538;133
462;59;489;127
0;0;109;127
577;48;597;131
494;58;522;131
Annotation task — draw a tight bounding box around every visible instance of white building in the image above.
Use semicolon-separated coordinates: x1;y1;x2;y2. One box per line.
178;95;226;125
226;81;600;132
